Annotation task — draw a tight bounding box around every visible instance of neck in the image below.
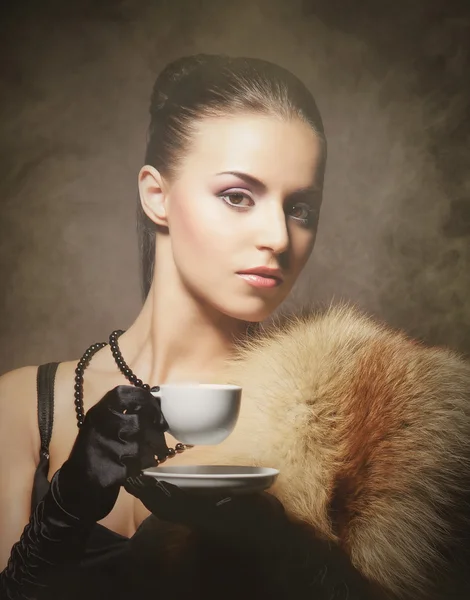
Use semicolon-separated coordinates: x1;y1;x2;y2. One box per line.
106;251;249;387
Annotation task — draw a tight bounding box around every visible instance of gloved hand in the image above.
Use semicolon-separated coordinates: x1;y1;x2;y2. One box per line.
57;384;169;523
0;385;169;599
124;475;289;547
125;477;375;600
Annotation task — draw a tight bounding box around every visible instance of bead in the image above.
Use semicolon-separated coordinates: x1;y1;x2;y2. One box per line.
73;331;191;461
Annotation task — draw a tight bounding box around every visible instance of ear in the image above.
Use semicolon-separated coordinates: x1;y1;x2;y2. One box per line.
138;165;169;226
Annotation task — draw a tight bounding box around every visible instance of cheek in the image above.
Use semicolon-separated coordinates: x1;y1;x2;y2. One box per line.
290;230;316;272
169;195;227;262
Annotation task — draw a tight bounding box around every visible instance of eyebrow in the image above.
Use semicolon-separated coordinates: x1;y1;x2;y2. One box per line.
215;171;320;196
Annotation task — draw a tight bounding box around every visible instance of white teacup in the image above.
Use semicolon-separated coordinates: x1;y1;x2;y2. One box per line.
151;383;242;445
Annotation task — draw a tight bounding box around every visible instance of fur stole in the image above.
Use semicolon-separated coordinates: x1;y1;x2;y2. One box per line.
189;304;470;599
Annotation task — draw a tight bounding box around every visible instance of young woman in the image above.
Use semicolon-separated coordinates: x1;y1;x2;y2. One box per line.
0;54;374;599
1;53;470;600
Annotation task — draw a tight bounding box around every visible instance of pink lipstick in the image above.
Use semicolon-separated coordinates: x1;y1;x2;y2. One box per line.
236;266;283;288
237;274;281;288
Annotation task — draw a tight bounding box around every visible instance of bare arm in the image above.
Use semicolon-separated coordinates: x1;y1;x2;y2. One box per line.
0;366;40;570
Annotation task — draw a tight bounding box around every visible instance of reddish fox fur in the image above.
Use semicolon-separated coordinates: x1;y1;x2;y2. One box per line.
185;304;470;598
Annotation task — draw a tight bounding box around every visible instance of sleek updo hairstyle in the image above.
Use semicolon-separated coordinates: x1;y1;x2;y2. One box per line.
138;54;326;300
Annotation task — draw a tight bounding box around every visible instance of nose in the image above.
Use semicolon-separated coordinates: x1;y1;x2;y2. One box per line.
254;204;290;256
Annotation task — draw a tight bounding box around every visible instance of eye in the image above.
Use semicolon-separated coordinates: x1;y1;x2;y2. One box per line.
288;202;316;224
219;192;254;209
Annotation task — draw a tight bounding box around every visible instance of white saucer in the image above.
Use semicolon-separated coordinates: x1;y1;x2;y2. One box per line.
141;465;279;494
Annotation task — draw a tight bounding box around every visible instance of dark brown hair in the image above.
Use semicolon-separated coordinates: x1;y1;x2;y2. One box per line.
138;54;326;299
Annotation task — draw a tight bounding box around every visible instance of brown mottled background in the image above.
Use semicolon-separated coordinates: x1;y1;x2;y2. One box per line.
0;0;469;374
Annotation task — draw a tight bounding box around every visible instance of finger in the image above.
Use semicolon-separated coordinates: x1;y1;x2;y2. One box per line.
124;476;188;522
217;492;285;526
138;442;159;470
151;487;229;530
125;474;177;497
107;385;155;414
138;394;168;431
110;386;169;434
186;492;287;541
121;454;144;479
92;406;141;441
141;423;169;458
131;476;214;526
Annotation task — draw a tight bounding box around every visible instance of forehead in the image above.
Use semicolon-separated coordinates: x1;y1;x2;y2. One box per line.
178;114;323;190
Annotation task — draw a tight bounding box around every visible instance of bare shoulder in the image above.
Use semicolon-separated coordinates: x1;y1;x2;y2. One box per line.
0;364;38;394
0;366;41;568
0;366;40;460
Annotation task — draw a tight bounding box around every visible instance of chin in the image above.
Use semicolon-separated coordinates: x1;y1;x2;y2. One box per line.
223;299;283;324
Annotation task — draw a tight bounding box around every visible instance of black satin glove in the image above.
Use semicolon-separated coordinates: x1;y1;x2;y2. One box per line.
57;384;169;523
0;385;168;599
1;473;93;600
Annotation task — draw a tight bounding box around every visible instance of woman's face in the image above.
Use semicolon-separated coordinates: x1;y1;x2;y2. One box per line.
149;114;324;323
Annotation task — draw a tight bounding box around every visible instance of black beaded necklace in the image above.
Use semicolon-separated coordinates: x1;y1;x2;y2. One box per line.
74;329;190;464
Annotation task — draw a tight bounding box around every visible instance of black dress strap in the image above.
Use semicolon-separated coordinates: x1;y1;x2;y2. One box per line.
36;362;59;458
31;362;59;509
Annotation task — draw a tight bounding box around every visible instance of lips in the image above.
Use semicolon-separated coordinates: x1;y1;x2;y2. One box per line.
236;267;284;282
237;273;281;288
